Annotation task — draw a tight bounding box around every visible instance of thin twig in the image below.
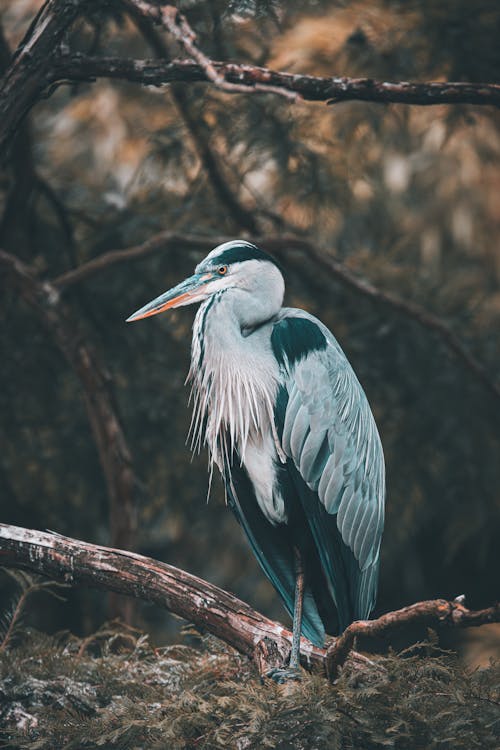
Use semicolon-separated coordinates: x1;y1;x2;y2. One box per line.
52;230;214;287
0;571;69;653
130;1;298;100
0;583;31;653
124;3;260;233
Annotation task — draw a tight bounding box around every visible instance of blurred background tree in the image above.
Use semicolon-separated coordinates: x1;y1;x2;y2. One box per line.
0;0;499;657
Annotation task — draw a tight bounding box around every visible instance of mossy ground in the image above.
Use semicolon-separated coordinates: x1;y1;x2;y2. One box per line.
0;626;498;749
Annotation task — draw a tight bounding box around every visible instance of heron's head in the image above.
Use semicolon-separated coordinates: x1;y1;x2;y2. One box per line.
126;240;284;323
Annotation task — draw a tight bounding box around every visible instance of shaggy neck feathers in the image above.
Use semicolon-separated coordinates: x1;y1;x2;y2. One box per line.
187;289;281;470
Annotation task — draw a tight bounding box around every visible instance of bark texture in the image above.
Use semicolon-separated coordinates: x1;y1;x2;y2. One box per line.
1;0;499;154
1;524;498;679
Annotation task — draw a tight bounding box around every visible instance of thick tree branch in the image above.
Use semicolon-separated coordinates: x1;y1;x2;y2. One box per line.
127;1;295;100
0;250;137;619
129;1;262;96
0;524;498;679
51;231;500;406
0;22;37;249
0;524;329;676
49;54;500;108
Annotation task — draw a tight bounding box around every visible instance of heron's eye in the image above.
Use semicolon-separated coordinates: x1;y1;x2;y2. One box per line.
217;265;228;276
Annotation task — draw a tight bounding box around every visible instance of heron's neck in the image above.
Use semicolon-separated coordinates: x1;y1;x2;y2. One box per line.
196;288;280;358
188;290;280;467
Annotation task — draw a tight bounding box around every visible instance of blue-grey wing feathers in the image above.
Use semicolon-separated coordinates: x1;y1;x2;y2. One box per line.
272;310;385;627
224;459;327;647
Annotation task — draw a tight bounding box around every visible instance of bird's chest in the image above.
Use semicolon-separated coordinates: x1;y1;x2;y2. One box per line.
189;309;281;474
241;432;288;525
201;348;276;454
189;297;288;524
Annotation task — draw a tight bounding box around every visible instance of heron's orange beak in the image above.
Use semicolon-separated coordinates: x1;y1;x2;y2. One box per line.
126;273;213;322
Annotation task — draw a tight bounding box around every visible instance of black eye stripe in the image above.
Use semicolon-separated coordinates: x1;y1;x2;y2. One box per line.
208;243;281;269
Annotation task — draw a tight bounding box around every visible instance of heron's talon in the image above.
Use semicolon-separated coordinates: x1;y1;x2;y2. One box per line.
266;667;302;684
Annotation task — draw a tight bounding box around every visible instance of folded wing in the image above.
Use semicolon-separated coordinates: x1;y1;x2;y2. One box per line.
272;310;385;631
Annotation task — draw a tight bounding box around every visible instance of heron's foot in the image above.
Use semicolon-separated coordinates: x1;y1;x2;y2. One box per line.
266;666;302;684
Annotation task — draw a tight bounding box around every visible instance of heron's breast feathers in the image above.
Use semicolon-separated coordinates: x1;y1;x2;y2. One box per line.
188;299;280;472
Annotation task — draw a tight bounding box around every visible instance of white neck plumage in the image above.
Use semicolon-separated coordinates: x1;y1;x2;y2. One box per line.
187;289;282;472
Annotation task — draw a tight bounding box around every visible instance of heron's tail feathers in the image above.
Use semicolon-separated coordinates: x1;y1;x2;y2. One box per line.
301;588;326;647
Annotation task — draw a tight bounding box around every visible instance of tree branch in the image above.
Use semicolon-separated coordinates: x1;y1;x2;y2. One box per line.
124;3;260;234
49;54;500;108
51;231;500;406
0;523;330;676
0;0;87;159
326;598;500;678
128;1;298;100
0;524;497;679
0;249;137;620
52;230;214;287
1;0;498;155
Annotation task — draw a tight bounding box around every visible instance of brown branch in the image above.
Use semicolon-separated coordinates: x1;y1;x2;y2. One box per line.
0;21;37;250
0;249;137;620
124;3;260;235
52;230;215;287
326;598;500;679
49;54;500;108
0;0;87;158
1;524;497;679
0;524;331;676
171;87;261;234
0;19;76;266
129;1;297;100
1;2;498;155
51;231;500;406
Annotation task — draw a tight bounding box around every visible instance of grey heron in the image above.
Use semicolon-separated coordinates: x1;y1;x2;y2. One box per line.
127;240;385;682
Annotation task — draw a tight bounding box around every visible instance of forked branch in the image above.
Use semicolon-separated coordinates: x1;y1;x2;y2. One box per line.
128;1;298;99
1;0;500;154
326;598;500;678
0;524;498;679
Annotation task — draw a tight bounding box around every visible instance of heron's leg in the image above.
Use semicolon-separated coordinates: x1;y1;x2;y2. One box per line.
267;547;304;684
289;546;305;670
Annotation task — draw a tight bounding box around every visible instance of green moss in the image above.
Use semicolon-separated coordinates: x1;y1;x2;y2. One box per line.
1;626;498;749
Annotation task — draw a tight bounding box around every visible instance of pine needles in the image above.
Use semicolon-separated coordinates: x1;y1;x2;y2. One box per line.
0;625;498;749
0;570;69;654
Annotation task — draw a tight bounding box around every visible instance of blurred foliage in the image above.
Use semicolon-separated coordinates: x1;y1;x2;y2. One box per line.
0;0;499;656
0;625;499;749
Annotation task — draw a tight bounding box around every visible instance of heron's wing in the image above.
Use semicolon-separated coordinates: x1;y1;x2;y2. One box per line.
223;458;326;647
272;311;385;630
